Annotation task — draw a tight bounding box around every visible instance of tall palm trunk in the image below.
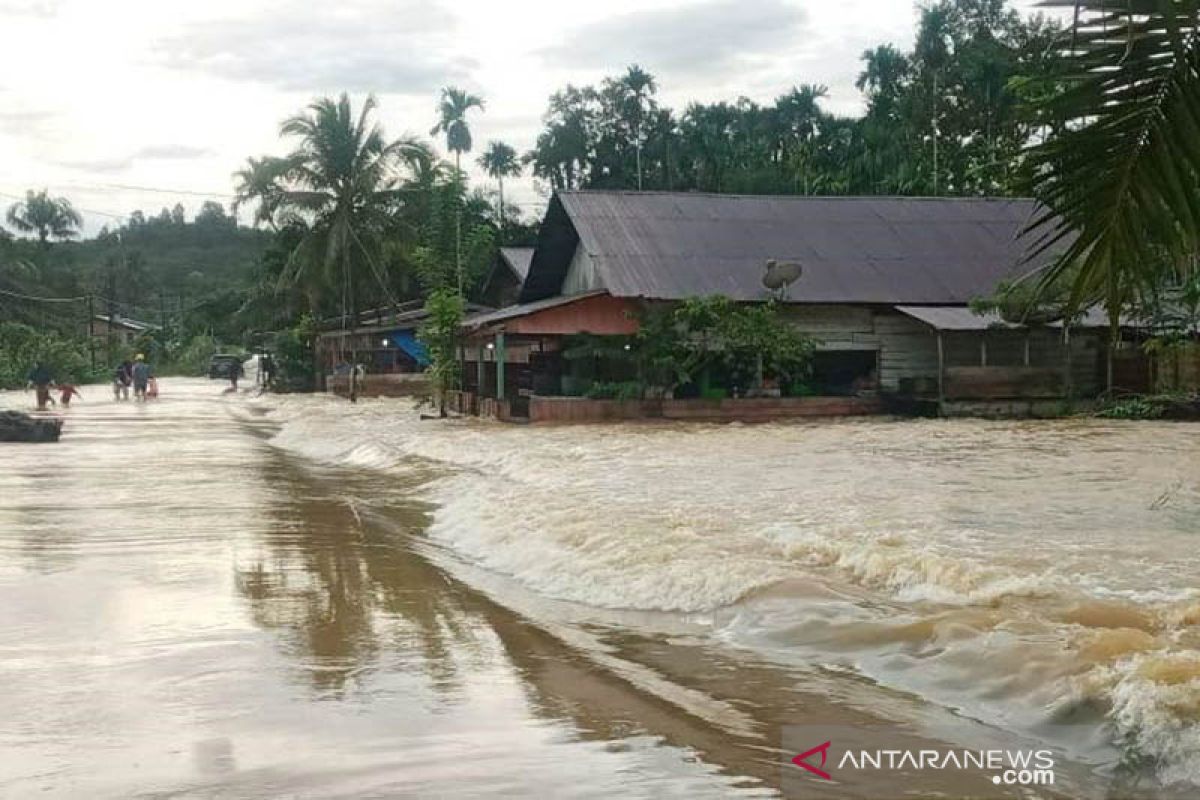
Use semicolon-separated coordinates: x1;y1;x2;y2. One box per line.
454;151;463;295
497;173;505;242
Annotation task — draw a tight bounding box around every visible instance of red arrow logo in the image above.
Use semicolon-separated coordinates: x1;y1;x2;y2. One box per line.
792;740;833;780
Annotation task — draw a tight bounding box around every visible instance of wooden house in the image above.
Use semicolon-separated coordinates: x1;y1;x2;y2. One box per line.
457;191;1111;420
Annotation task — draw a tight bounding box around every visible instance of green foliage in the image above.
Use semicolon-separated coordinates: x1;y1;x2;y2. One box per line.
1022;1;1200;319
170;333;219;376
633;296;815;394
0;322;102;388
271;314;317;391
584;380;643;401
418;288;464;416
526;3;1063;197
5;189;82;244
1097;397;1166;421
431;87;485;163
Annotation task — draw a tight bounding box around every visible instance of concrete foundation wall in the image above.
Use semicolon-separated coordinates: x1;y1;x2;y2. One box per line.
328;373;430;398
527;395;883;424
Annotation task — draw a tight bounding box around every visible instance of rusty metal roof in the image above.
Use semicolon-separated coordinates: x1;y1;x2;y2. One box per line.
523;191;1055;305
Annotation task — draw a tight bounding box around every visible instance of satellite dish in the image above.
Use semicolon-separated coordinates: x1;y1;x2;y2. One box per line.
763;259;803;298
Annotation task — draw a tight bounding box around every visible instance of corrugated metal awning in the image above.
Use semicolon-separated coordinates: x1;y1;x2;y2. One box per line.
895;305;1121;331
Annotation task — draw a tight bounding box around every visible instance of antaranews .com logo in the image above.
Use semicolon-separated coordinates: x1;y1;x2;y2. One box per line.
783;726;1056;798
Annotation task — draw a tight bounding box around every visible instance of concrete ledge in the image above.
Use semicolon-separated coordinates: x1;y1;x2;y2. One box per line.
328;373;430;398
661;396;883;421
526;395;883;424
529;396;654;423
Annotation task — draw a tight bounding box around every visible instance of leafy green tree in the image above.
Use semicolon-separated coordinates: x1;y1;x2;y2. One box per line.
477;140;522;232
418;287;465;417
5;189;82;245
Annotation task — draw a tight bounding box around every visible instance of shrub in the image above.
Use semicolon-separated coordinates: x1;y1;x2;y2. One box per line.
0;322;104;388
1097;397;1164;420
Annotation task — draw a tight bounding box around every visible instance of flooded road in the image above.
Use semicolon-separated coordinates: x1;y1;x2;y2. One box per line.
2;380;1198;798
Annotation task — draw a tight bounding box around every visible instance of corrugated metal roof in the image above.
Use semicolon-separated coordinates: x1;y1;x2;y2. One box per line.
499;247;535;280
463;291;608;329
535;191;1054;305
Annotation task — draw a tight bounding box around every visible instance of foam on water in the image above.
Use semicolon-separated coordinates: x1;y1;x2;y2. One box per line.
260;394;1200;787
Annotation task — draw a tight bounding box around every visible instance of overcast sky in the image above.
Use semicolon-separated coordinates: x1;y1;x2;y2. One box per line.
0;0;1055;234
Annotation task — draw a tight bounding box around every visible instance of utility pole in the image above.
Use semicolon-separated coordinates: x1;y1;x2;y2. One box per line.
87;294;96;371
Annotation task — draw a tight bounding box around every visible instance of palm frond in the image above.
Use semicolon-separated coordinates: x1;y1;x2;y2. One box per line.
1024;0;1200;319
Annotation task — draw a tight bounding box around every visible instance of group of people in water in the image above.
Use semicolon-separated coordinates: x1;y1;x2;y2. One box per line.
25;354;158;411
112;355;158;402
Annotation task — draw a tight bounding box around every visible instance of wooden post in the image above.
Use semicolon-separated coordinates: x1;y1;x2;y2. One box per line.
936;331;945;411
1023;333;1031;367
496;331;506;401
980;336;988;367
477;344;485;396
1062;325;1073;400
1106;329;1116;395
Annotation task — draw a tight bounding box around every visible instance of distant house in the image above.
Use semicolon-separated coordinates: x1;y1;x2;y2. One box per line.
459;190;1115;420
313;300;492;397
90;315;158;348
478;247;534;308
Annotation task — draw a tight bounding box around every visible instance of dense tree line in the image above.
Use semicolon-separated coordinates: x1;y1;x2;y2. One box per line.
526;0;1062;198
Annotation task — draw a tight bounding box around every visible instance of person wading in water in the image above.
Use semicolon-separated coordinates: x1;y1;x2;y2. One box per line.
113;360;132;401
26;362;53;411
131;354;152;402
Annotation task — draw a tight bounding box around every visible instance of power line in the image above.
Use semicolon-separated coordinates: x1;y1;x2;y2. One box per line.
0;287;88;303
0;189;127;221
55;181;236;199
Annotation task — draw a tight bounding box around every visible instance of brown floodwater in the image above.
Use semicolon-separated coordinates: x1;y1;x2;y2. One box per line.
2;380;1198;799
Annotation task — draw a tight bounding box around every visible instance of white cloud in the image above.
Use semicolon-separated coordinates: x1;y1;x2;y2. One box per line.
0;0;1067;233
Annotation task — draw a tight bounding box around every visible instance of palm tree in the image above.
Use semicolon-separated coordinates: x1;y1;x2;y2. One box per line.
239;94;428;401
619;65;657;189
1023;1;1200;324
430;86;485;175
5;189;82;245
430;86;484;292
232;156;291;230
477;141;521;233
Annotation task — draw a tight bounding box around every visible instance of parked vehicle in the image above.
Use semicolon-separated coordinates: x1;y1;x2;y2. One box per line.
207;354;244;380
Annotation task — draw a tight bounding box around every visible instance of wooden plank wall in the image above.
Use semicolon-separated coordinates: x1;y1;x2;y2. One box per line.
781;306;938;392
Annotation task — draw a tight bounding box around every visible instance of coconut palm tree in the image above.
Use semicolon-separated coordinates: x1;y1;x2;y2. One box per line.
1024;1;1200;324
251;94;429;317
477;141;521;233
5;189;82;245
232;156;291;230
430;86;484;291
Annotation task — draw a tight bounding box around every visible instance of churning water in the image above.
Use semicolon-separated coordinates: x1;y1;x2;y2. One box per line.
266;393;1200;792
2;381;1198;798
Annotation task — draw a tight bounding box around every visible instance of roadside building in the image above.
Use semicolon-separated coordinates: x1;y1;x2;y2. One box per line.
90;314;158;348
459;190;1113;421
315;300;491;398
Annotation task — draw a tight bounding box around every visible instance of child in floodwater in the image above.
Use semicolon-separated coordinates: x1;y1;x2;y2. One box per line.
58;382;82;407
146;376;158;399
